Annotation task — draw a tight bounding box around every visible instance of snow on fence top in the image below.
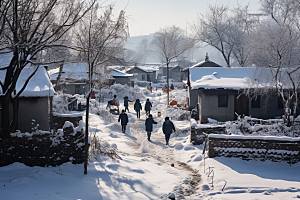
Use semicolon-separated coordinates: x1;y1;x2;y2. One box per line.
209;134;300;142
0;66;55;97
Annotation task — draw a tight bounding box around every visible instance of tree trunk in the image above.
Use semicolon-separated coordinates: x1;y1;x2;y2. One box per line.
1;95;11;138
55;63;64;91
10;97;18;133
167;62;170;105
84;93;90;174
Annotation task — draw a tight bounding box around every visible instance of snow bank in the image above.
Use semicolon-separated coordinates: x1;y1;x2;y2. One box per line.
141;139;149;153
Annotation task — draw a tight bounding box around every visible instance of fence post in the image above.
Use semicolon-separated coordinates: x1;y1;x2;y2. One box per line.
190;126;196;143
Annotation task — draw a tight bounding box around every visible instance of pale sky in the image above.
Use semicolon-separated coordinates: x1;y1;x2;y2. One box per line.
106;0;261;37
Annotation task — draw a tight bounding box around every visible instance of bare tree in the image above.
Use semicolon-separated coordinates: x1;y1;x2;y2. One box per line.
246;21;300;126
193;5;233;67
152;25;195;104
0;0;95;138
193;4;256;67
136;39;153;64
73;3;128;87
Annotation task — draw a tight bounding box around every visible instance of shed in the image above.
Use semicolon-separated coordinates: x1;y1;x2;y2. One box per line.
181;54;223;80
111;69;133;85
126;65;158;83
187;67;290;123
0;66;55;132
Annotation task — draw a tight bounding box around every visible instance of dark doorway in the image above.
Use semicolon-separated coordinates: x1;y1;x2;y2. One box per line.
147;74;150;81
234;94;249;120
75;85;80;94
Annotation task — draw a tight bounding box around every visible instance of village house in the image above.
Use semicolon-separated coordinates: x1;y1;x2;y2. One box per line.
111;69;133;85
0;66;55;132
125;65;158;83
187;67;297;123
48;62;90;94
181;54;222;80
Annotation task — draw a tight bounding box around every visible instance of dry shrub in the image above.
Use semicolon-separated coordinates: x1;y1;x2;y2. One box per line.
89;132;122;161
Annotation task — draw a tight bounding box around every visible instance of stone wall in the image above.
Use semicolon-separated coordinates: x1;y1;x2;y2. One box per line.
208;134;300;164
0;122;85;167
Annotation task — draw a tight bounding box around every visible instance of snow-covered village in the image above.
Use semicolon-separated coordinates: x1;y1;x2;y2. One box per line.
1;0;300;200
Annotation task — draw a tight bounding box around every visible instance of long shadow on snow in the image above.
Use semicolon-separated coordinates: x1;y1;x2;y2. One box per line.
92;161;161;199
214;157;300;182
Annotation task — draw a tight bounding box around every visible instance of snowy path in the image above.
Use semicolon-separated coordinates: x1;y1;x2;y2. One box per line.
100;91;202;199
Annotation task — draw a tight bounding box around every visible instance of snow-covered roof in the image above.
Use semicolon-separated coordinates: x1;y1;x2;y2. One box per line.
127;65;159;73
112;69;133;77
0;66;55;97
182;59;223;72
189;67;254;90
48;62;89;80
136;65;159;72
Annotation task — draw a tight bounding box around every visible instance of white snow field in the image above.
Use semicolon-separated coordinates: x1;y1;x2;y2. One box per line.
1;87;300;200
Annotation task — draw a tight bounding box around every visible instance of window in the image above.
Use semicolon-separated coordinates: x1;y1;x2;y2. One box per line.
278;97;283;109
251;96;260;108
142;75;145;80
218;94;228;107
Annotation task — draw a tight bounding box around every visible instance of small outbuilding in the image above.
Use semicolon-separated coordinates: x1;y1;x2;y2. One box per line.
181;54;223;80
187;67;292;123
111;69;133;85
0;66;55;132
126;65;158;83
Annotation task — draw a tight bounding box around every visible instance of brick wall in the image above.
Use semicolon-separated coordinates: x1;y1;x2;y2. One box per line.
0;122;85;167
208;134;300;164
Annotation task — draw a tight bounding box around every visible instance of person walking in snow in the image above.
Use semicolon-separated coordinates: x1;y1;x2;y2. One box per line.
162;117;175;145
123;96;132;112
144;99;152;116
134;99;142;118
118;110;128;133
145;114;157;141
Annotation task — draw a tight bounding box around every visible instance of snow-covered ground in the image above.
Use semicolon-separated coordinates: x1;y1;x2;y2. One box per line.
1;87;300;200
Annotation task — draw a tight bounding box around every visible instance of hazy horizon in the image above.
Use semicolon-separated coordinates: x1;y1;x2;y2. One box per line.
107;0;261;37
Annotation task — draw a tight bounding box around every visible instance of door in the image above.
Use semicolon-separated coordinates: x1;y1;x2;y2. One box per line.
75;85;80;94
147;74;150;81
234;94;249;119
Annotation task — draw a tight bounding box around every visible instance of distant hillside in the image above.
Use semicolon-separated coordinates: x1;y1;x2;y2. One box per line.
124;34;227;66
125;34;154;51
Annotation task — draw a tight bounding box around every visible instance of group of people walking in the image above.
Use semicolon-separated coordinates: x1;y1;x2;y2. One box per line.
117;96;175;145
145;115;175;145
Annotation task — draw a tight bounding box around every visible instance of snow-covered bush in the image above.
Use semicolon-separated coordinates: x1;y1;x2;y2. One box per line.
226;115;300;137
89;132;121;161
52;92;72;113
166;107;190;121
100;84;147;102
91;106;115;123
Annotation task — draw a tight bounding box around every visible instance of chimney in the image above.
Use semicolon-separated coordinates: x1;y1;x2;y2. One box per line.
205;52;209;61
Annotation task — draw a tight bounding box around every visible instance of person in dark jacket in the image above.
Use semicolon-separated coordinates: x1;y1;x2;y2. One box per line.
134;99;142;118
162;117;175;145
144;99;152;116
145;114;157;141
123;96;132;112
170;84;174;90
118;110;128;133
